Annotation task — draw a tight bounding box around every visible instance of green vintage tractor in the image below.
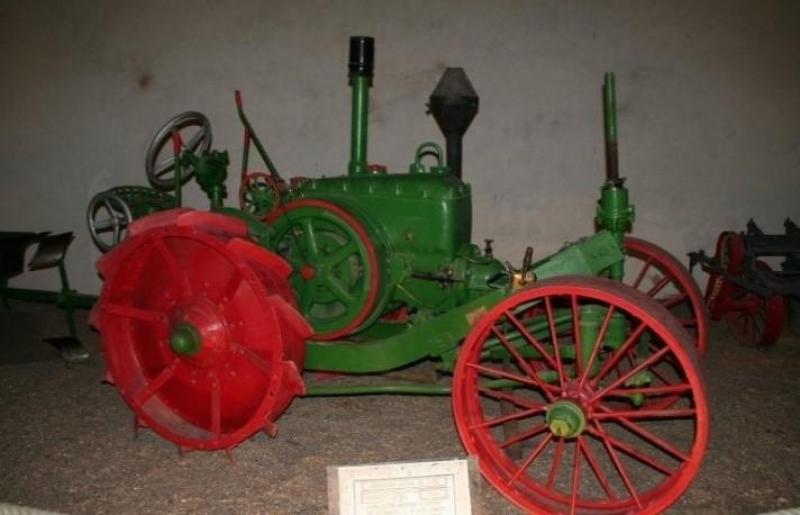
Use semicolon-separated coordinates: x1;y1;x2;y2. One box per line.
88;37;709;514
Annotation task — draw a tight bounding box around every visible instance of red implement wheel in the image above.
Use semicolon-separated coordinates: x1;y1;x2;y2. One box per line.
721;260;786;347
239;172;283;218
704;231;746;320
264;199;381;340
90;209;312;450
453;276;708;514
623;237;709;356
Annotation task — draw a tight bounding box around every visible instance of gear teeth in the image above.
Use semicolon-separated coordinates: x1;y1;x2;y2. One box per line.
176;210;248;237
227;237;293;279
269;294;314;339
129;208;194;236
282;360;306;396
263;420;278;438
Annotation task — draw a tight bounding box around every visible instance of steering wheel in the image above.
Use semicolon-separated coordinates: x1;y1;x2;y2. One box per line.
145;111;212;190
239;172;283;217
86;190;133;252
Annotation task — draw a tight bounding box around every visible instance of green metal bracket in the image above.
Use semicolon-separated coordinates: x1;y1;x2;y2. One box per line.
304;231;623;374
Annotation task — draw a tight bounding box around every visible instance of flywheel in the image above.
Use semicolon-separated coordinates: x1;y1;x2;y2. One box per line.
90;209;312;450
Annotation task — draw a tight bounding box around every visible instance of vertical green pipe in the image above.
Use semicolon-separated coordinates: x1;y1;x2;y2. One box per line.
347;36;374;176
349;75;370;175
596;72;633;282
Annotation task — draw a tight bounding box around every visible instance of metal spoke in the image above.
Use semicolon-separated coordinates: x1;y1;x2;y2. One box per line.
605;383;692;397
232;343;271;377
322;242;358;267
590;346;671;403
569;439;581;515
325;276;356;307
592;321;647;386
661;292;688;309
592;408;696;420
578;305;615;390
580;437;616;500
592;422;642;508
133;359;179;407
153;238;191;295
467;362;544;389
546;437;565;489
646;276;671;298
506;433;553;485
631;258;653;289
505;310;559;372
468;406;545;430
588;426;674;476
491;327;555;401
299;283;317;312
102;303;166;325
300;219;320;258
215;272;244;304
499;423;549;450
606;411;691;461
94;218;117;231
571;295;584;377
478;386;553;408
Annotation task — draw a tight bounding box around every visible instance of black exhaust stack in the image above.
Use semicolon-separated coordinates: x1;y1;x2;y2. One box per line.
428;68;479;179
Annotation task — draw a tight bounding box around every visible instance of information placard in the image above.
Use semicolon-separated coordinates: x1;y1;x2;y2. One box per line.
328;458;477;515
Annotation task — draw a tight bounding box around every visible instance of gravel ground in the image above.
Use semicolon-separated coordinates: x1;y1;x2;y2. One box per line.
1;303;799;514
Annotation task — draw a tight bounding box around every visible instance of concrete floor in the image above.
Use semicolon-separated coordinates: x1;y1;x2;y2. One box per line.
1;302;799;514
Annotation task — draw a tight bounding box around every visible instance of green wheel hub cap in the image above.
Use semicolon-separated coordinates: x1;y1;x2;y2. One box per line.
170;322;202;355
546;400;586;438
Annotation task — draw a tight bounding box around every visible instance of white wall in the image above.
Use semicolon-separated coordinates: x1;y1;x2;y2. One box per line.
1;0;798;293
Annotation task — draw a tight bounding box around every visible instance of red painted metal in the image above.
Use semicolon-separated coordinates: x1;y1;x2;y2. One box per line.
702;232;785;346
452;276;708;515
721;260;786;347
623;236;709;356
90;209;312;450
238;172;283;217
264;198;381;340
705;231;745;320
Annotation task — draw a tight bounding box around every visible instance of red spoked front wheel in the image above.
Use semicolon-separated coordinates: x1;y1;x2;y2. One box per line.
453;276;708;514
623;237;709;356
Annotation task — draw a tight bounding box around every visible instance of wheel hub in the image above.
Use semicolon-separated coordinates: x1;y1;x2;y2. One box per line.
546;400;586;438
300;264;317;280
169;296;229;366
170;322;202;355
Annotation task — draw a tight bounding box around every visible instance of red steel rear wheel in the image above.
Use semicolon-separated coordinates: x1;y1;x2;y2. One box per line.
453;276;708;514
90;209;312;450
623;237;708;356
